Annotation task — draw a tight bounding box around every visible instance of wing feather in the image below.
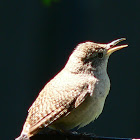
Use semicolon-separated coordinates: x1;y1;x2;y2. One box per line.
24;72;90;136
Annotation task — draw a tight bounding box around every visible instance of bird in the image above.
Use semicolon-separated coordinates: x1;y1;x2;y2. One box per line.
15;38;128;140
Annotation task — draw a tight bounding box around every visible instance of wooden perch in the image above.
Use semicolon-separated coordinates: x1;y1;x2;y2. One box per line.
30;131;138;140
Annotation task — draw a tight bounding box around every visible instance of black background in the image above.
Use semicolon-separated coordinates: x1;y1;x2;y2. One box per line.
1;0;140;140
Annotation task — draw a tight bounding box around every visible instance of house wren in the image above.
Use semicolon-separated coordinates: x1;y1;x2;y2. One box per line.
16;38;128;140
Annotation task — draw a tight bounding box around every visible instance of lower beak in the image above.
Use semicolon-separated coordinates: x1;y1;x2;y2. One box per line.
107;38;128;55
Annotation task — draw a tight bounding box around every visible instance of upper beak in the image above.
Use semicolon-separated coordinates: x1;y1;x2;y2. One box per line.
107;38;128;55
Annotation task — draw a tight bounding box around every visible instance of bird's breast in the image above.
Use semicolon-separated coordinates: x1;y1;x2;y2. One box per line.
49;73;110;130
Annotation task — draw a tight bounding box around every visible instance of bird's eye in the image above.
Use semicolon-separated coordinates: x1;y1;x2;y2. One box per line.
98;52;103;58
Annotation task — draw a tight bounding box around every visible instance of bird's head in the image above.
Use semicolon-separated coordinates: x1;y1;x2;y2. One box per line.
65;38;128;74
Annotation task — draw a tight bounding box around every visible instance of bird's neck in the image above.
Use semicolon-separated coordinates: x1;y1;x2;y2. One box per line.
64;58;108;77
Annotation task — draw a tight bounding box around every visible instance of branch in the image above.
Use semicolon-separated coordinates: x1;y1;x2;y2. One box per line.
30;131;137;140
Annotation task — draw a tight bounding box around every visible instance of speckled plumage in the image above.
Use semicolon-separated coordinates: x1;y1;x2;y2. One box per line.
16;39;127;140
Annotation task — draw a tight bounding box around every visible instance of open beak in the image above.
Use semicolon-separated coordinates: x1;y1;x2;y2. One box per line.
107;38;128;55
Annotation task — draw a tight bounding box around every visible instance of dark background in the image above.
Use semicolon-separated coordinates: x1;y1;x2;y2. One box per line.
1;0;140;140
